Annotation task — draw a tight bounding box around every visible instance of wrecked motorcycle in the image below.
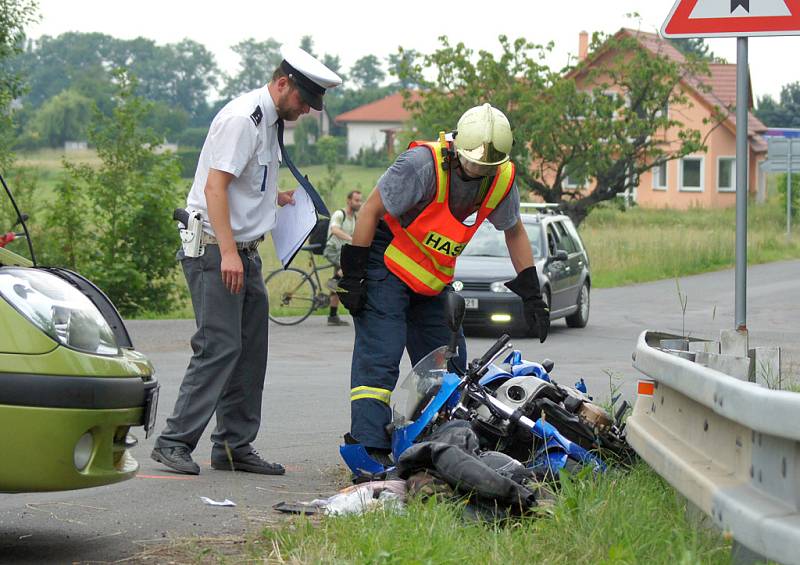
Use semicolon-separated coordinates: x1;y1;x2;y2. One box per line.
341;293;632;481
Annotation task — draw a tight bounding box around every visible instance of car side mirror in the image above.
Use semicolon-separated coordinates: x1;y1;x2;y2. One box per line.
549;250;569;263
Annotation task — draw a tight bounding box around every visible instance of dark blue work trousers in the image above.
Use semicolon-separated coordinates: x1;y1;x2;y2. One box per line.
350;243;467;450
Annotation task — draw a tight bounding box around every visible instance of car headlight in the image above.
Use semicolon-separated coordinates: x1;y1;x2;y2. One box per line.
0;268;119;355
490;281;513;293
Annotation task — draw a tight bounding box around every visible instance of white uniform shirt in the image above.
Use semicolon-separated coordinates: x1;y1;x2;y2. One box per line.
187;86;281;242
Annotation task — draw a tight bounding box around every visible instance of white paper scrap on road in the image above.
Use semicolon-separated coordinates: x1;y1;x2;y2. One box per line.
271;185;317;269
199;496;236;507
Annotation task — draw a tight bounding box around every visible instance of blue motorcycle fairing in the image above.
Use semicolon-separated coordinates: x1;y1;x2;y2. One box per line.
532;447;569;474
479;364;514;388
339;443;392;477
391;371;462;461
510;361;551;382
532;418;606;471
503;350;523;365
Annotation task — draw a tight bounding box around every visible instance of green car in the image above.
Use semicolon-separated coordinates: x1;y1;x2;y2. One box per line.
0;223;158;492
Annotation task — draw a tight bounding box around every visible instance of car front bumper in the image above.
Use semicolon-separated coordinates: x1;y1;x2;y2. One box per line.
0;373;158;493
460;292;528;333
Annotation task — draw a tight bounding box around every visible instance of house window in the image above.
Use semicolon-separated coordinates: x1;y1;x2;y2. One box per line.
655;99;669;119
717;157;736;192
679;157;704;192
563;163;587;189
652;162;667;190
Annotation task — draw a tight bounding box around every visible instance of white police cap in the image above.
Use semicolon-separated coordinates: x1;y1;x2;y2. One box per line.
279;45;342;111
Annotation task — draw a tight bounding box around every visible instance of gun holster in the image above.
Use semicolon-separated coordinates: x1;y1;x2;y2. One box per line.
173;208;205;258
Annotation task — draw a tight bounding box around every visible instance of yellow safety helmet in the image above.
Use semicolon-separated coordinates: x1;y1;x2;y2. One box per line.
455;103;512;167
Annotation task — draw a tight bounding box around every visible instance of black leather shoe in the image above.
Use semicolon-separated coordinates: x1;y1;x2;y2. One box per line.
151;446;200;475
210;450;285;475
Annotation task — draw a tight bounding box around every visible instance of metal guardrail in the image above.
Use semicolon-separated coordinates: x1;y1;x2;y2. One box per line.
628;330;800;565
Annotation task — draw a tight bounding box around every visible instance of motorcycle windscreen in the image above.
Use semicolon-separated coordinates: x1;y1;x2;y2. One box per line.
390;345;449;428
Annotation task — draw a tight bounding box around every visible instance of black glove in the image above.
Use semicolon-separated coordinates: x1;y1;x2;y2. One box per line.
336;244;370;316
505;266;550;343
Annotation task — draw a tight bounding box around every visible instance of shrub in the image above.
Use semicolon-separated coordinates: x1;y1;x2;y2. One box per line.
41;70;184;316
176;126;208;149
776;172;800;219
176;148;201;179
351;145;393;168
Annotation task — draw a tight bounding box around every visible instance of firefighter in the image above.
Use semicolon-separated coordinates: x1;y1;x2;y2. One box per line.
337;103;550;464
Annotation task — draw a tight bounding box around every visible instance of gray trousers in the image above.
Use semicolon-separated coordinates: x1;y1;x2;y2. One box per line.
155;245;268;459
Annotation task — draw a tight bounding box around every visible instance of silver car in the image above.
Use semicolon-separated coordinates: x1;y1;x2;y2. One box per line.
452;210;591;336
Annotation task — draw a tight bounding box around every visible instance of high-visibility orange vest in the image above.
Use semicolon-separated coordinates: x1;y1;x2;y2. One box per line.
383;140;516;296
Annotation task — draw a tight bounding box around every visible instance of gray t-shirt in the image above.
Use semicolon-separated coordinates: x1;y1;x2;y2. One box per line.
377;146;521;231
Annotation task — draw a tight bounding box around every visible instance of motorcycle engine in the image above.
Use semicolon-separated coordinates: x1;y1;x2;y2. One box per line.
475;376;553;426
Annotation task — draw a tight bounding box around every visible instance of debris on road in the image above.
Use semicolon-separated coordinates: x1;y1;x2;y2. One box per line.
275;480;406;516
199;497;236;507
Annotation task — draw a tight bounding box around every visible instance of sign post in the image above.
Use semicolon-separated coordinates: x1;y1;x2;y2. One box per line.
662;0;800;331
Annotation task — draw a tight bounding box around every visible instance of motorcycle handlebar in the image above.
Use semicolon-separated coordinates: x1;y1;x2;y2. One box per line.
468;334;511;381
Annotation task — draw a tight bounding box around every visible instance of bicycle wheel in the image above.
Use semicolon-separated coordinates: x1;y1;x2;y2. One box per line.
265;268;316;325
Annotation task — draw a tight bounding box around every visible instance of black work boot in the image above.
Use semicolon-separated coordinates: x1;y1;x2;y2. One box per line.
211;449;285;475
327;315;350;326
151;446;200;475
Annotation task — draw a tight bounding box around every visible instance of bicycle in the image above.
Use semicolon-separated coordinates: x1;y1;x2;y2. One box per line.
264;244;338;325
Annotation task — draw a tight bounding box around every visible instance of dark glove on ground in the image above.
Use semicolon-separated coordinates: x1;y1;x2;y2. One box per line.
505;266;550;343
337;244;370;316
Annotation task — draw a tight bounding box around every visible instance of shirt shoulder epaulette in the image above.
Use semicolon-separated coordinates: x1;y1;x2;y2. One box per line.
250;105;263;127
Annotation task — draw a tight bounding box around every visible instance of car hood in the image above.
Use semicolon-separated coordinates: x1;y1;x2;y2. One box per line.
454;256;545;282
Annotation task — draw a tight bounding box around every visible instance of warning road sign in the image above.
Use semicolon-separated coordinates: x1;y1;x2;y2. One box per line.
662;0;800;37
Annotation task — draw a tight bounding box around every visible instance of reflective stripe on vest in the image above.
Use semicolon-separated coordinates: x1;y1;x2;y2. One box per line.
383;141;515;296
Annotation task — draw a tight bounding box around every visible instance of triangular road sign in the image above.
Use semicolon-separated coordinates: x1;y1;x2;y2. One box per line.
662;0;800;37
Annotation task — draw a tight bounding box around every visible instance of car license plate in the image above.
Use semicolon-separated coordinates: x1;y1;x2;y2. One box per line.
143;383;160;439
464;298;479;310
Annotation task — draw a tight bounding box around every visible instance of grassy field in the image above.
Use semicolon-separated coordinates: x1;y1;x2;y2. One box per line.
581;198;800;288
149;463;729;564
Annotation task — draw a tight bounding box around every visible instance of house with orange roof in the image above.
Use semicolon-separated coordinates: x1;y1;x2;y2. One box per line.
569;28;768;209
334;92;414;159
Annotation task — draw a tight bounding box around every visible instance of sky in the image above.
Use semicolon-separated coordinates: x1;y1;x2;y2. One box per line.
27;0;800;103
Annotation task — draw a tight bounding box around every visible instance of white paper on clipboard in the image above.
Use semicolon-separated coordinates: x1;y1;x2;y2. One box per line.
271;186;318;269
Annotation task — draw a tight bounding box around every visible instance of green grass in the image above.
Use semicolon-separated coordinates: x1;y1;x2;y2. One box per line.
580;199;800;288
166;463;729;564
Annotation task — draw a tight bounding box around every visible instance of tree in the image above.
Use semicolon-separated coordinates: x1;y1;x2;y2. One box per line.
388;48;422;89
15;32;221;123
349;54;385;90
397;33;717;226
299;35;316;57
755;82;800;128
291;115;319;165
670;38;724;62
0;0;38;168
315;135;344;203
28;89;93;146
222;37;282;99
51;70;183;315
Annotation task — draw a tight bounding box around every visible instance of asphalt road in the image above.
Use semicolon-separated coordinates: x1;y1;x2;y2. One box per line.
1;260;798;563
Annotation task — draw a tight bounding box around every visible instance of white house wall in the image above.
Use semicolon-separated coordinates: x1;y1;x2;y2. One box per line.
345;122;402;159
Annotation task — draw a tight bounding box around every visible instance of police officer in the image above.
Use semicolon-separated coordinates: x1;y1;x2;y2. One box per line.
151;46;341;475
337;104;550;464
